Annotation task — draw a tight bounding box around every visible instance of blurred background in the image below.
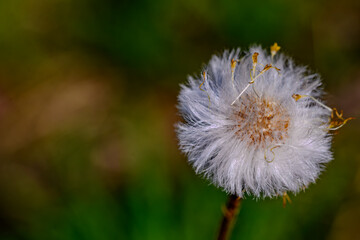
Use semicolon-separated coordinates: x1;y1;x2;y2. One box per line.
0;0;359;239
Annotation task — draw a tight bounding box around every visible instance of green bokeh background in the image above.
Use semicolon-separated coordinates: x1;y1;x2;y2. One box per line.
0;0;359;239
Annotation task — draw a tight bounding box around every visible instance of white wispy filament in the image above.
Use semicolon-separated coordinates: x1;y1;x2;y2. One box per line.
176;46;333;198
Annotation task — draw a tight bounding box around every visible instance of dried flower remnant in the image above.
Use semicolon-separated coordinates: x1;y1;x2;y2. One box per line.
199;71;211;105
292;94;354;131
328;109;354;130
252;52;259;77
231;54;280;105
231;58;240;89
177;44;351;200
270;42;281;60
282;192;292;207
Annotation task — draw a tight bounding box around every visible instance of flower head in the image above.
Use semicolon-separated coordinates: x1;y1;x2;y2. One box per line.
176;45;335;198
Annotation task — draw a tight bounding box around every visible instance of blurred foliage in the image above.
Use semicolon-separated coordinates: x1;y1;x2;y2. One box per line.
0;0;359;239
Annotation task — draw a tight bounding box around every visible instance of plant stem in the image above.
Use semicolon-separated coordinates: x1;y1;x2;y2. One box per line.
217;194;242;240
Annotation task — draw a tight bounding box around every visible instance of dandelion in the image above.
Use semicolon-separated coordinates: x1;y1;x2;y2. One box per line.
176;44;353;240
176;45;352;200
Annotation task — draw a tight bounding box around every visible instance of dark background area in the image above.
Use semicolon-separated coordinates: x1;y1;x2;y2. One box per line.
0;0;359;239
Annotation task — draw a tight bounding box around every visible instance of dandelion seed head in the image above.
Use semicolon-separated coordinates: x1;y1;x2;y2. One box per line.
232;96;290;148
176;46;333;198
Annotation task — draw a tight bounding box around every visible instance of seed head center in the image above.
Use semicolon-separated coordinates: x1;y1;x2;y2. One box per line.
234;97;289;146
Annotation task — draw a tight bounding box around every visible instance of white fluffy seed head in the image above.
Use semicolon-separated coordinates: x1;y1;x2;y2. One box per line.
176;46;333;198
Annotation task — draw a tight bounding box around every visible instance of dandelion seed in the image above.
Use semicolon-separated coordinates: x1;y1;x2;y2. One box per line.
177;46;337;198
